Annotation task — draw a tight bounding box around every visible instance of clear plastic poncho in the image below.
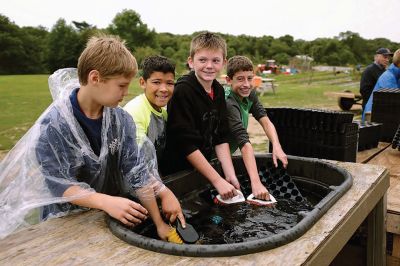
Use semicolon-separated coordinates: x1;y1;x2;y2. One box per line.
0;68;165;239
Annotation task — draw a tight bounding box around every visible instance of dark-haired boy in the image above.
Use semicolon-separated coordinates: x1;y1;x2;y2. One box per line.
124;55;175;164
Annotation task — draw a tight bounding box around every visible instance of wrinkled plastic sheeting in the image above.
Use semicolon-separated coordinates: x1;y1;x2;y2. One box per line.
48;68;80;101
0;68;165;239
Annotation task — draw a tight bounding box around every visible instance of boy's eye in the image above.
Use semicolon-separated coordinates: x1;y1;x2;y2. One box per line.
167;82;175;86
213;59;221;63
152;81;161;85
199;59;206;63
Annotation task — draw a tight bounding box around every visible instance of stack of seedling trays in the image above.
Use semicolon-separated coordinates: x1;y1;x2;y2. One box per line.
353;120;382;151
392;124;400;151
371;88;400;142
266;108;358;162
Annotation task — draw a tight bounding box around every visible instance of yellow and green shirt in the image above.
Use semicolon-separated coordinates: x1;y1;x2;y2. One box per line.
124;94;168;161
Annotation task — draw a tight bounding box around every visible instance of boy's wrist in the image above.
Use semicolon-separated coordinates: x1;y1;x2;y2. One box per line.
157;187;171;200
271;141;281;148
210;174;226;186
93;193;109;211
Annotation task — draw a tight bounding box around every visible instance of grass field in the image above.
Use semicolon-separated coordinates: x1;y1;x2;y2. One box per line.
0;70;360;152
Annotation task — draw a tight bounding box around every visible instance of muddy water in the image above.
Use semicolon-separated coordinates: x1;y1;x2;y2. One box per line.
133;179;321;245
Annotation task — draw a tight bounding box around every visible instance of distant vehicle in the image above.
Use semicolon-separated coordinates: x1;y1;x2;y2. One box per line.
257;59;279;74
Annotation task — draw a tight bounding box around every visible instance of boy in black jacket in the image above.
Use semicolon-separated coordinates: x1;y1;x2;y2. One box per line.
161;32;239;199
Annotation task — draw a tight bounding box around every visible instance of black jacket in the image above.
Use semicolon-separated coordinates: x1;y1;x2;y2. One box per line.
161;71;230;174
360;63;385;108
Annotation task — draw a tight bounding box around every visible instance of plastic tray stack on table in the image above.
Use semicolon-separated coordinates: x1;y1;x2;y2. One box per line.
266;108;358;162
353;120;382;151
371;88;400;142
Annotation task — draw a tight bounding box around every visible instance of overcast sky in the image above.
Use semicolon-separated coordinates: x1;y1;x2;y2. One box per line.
2;0;399;42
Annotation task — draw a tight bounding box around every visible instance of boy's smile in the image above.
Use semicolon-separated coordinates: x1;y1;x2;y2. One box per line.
227;70;254;99
141;72;175;111
188;48;225;87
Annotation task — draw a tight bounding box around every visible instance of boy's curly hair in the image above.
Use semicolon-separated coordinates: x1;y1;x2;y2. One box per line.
227;56;254;79
190;31;227;59
141;55;175;81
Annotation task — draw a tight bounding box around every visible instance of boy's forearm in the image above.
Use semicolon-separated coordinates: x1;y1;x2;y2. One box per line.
240;143;262;183
136;192;164;227
186;150;223;185
259;116;281;146
214;143;236;179
63;185;108;211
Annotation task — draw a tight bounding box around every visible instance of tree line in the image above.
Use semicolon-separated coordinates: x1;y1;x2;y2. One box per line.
1;9;399;75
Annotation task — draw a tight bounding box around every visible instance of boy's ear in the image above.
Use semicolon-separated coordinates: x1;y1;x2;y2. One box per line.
139;77;146;90
88;70;100;84
187;57;194;69
225;75;232;85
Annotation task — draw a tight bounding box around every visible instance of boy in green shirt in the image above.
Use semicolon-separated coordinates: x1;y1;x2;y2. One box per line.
225;55;288;200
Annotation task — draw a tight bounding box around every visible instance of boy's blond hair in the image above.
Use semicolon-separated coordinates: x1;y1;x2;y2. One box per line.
189;32;227;59
227;56;254;79
78;35;138;85
393;49;400;66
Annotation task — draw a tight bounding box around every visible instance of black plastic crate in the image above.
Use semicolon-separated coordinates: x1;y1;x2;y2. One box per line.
353;120;382;151
371;89;400;142
268;108;357;162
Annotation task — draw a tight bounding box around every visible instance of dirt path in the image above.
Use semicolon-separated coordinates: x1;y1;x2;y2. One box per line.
248;116;269;152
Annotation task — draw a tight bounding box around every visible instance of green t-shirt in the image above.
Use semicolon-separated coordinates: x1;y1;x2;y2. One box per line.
225;88;253;153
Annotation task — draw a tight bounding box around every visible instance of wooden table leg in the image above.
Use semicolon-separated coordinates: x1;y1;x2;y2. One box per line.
367;194;386;266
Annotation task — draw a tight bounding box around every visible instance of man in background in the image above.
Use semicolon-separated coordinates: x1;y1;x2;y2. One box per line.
360;48;393;110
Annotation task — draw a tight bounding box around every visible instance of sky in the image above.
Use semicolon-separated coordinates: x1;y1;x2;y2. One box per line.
2;0;399;43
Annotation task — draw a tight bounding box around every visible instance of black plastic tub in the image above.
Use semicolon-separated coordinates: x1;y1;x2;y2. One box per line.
108;154;352;257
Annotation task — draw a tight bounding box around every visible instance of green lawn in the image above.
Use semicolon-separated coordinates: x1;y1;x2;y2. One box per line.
0;71;360;151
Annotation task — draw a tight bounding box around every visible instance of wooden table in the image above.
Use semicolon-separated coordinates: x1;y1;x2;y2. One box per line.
357;142;400;265
0;162;389;266
257;78;276;95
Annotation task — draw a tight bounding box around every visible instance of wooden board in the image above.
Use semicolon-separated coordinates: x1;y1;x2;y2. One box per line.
324;91;356;99
367;146;400;178
0;162;389;266
356;142;389;163
387;254;400;266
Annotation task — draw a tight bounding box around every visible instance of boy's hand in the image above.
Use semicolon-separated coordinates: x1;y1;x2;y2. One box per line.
251;180;270;200
225;175;240;190
103;195;148;227
213;178;238;200
160;188;186;228
272;145;288;168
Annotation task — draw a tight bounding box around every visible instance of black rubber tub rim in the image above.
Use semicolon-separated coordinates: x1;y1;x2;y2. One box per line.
107;155;353;257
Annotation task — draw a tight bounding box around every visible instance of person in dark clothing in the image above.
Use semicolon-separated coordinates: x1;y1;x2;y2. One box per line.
363;48;400;119
360;48;393;109
161;32;240;200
